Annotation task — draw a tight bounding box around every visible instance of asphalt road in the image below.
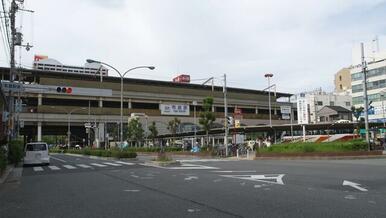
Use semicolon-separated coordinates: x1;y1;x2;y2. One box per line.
1;154;386;218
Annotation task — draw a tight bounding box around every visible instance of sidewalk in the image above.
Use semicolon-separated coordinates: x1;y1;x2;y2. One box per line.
0;165;14;184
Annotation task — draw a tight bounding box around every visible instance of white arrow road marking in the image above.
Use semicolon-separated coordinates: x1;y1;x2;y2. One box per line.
184;176;199;181
220;174;285;185
343;180;368;192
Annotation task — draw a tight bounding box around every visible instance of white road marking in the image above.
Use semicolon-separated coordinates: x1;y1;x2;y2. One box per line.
343;180;368;192
344;195;357;200
33;167;43;172
62;165;76;169
90;163;107;167
115;161;135;166
178;159;232;163
220;174;285;185
50;156;67;163
124;189;140;192
102;162;122;166
212;170;256;173
77;164;92;168
48;166;60;170
184;176;198;181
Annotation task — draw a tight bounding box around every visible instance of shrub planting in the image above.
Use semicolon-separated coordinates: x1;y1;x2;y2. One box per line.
8;140;24;166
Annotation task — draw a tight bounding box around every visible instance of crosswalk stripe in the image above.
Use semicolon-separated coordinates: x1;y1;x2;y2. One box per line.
115;161;135;166
48;166;60;170
102;162;122;166
77;164;92;168
33;167;43;172
62;165;76;169
90;163;107;167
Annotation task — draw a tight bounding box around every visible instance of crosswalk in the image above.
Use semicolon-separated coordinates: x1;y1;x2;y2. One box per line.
31;161;136;172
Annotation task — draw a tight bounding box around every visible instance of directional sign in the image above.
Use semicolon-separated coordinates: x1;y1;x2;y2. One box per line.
220;174;285;185
343;180;368;192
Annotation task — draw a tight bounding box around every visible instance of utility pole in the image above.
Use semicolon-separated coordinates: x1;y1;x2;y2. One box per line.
223;74;228;156
7;0;17;140
361;42;370;150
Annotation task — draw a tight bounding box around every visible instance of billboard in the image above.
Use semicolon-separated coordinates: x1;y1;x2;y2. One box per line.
160;104;190;116
297;98;309;124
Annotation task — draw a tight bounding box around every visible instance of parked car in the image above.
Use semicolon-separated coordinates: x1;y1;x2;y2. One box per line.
24;142;50;165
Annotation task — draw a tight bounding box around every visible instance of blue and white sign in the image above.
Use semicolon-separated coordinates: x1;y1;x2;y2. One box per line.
160;104;190;116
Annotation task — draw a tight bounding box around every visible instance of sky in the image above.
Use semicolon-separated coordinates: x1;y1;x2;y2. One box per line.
1;0;386;94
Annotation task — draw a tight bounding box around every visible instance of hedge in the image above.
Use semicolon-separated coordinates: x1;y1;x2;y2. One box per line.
50;147;137;159
0;146;7;175
8;140;24;166
259;139;368;153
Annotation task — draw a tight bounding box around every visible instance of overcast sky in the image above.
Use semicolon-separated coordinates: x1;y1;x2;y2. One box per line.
1;0;386;93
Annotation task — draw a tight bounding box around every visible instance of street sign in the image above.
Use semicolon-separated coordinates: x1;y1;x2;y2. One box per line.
84;122;91;128
1;81;24;92
280;106;291;114
235;119;240;128
297;97;309;124
282;114;290;120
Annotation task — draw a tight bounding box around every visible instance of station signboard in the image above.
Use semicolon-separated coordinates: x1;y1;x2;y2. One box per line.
160;104;190;116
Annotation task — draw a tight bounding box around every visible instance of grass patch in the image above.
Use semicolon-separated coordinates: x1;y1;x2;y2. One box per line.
259;139;368;153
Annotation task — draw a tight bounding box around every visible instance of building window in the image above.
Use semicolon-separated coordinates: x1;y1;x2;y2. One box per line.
345;102;351;106
330;101;334;106
317;101;323;106
339;84;343;90
339;75;342;81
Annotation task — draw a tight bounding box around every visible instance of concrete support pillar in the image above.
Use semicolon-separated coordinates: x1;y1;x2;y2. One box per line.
212;105;215;112
38;94;42;106
255;106;258;114
37;122;42;141
128;99;132;109
99;97;103;107
274;107;277;115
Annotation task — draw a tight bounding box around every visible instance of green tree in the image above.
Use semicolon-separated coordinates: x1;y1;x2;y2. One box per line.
351;106;364;135
199;97;216;147
148;121;158;146
127;118;144;147
351;106;364;122
167;118;181;145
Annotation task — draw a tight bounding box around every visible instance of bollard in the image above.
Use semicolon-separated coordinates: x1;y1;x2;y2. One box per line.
247;149;250;159
236;149;239;158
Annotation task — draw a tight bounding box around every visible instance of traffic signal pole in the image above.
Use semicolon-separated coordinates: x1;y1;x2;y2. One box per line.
223;74;228;156
361;43;370;150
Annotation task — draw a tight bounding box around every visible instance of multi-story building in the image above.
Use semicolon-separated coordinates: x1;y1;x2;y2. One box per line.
334;68;351;93
32;55;108;76
0;66;295;147
351;52;386;123
292;89;352;123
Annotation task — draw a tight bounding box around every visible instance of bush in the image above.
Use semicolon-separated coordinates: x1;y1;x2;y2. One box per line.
8;140;24;166
0;146;7;175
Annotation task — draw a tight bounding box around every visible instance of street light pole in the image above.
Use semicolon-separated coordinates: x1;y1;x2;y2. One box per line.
381;91;385;128
265;73;273;126
86;59;154;147
360;43;370;150
67;107;87;149
192;100;197;147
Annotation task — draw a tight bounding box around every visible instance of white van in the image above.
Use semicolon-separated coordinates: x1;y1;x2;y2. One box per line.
24;142;50;165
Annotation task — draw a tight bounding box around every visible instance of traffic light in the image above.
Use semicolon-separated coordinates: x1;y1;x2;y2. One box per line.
226;116;234;126
56;86;72;94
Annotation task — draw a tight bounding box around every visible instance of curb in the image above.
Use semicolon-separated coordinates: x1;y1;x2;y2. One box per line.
61;153;138;161
0;165;14;184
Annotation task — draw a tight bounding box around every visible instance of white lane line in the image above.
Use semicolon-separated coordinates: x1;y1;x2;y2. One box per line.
62;165;76;169
103;162;122;167
33;167;43;172
115;161;135;166
50;156;67;163
77;164;92;168
90;163;107;167
212;170;256;173
48;166;60;170
124;189;140;192
343;180;368;192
